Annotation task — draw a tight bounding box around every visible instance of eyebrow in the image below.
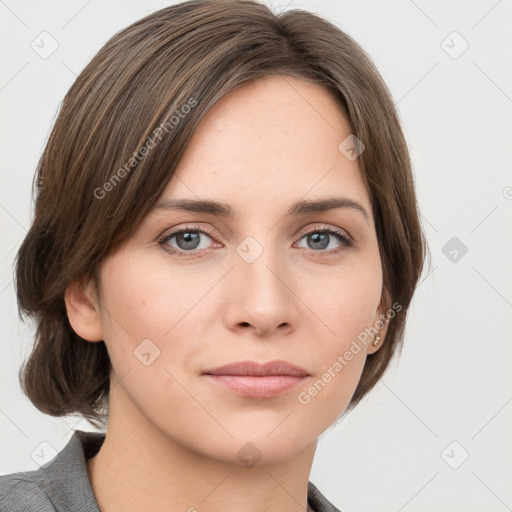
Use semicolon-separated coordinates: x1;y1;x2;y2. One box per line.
152;196;369;223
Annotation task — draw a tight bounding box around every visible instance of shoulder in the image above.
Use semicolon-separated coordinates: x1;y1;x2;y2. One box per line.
0;430;104;512
0;470;56;512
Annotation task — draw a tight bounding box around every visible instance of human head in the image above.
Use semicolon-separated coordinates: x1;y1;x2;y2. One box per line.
15;0;427;435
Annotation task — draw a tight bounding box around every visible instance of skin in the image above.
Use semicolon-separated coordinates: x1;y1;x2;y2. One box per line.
65;74;389;512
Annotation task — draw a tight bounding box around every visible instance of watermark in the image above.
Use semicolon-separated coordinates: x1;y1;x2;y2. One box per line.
31;440;59;469
237;441;263;467
236;236;264;263
442;236;468;263
297;301;402;405
94;96;197;200
31;31;59;60
338;134;365;161
133;338;161;366
440;441;469;469
440;31;469;60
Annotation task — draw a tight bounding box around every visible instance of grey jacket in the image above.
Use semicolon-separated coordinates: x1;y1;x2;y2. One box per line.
0;430;341;511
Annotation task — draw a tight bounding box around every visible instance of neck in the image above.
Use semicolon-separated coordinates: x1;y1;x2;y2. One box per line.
86;384;318;512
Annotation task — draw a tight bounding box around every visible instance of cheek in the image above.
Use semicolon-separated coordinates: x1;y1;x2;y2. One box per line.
306;255;383;341
98;254;188;339
97;254;212;379
95;256;165;372
295;255;382;417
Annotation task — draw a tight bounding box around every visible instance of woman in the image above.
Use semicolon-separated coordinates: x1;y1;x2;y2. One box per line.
0;0;426;510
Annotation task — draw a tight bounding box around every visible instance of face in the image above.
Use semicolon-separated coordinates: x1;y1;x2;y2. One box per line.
71;75;387;465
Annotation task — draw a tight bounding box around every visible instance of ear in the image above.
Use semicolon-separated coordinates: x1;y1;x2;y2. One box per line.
366;287;392;355
64;276;104;342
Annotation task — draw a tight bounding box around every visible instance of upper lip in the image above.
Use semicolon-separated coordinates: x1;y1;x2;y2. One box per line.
202;360;309;377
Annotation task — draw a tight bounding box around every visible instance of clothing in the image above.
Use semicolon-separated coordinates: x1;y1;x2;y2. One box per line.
1;430;341;511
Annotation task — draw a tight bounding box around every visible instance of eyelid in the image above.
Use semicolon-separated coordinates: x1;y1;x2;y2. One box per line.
157;223;217;246
299;223;352;243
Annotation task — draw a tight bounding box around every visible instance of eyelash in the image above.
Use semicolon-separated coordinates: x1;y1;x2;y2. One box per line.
157;224;353;259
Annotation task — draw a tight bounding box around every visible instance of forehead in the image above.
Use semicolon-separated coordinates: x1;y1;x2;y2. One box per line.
158;75;371;219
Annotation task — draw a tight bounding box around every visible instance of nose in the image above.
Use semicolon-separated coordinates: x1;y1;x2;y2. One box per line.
223;242;301;337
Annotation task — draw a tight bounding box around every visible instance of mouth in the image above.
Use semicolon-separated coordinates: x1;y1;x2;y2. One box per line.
201;360;310;398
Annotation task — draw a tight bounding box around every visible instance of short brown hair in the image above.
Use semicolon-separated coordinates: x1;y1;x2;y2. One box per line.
14;0;428;429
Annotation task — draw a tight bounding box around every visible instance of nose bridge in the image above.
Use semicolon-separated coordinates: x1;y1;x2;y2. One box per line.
227;230;298;335
236;232;288;300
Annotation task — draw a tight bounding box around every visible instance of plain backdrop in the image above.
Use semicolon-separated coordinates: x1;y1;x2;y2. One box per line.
1;1;511;511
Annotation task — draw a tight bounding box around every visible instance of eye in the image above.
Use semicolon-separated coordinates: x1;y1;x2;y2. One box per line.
158;224;352;258
158;224;219;257
294;226;352;254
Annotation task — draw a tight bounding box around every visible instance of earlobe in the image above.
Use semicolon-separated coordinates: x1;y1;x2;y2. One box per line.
367;291;392;355
64;277;104;342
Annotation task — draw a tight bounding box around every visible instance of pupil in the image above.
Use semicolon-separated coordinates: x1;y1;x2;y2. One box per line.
178;231;200;250
310;232;328;250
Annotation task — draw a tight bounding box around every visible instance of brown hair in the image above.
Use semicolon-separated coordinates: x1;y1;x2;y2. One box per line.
14;0;428;429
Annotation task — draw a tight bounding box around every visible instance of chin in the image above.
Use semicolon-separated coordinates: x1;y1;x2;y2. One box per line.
217;423;316;466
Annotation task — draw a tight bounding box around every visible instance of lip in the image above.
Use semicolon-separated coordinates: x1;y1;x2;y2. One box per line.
201;360;310;398
202;360;310;377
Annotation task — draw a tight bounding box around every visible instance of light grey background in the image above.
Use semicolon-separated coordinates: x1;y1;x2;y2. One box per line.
1;1;511;511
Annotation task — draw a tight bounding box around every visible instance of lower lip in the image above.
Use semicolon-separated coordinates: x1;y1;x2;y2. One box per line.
204;374;308;398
